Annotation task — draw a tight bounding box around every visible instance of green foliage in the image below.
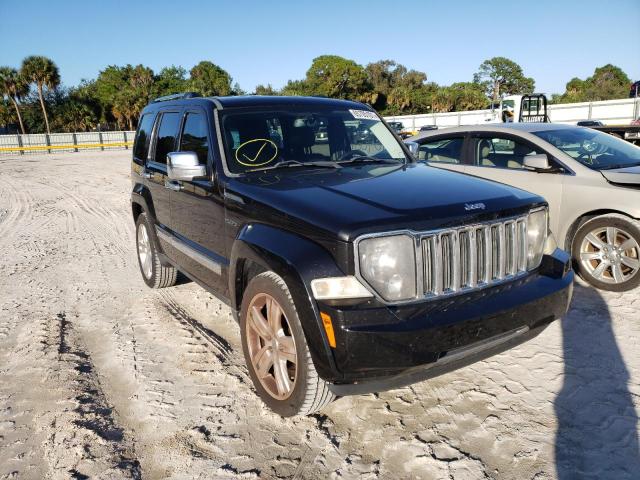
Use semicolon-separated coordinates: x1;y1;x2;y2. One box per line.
153;66;188;97
189;61;233;97
473;57;535;102
553;64;631;103
2;54;635;134
0;66;29;132
254;84;279;95
304;55;370;100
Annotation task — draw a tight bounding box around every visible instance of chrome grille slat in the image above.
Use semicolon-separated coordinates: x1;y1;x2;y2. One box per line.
422;216;528;297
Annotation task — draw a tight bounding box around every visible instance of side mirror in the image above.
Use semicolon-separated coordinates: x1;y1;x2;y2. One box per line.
405;141;419;156
167;152;206;181
523;153;551;171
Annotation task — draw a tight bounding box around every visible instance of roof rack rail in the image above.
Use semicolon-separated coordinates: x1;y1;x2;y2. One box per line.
152;92;202;103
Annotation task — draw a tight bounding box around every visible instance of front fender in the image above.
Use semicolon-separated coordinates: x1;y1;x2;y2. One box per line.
230;223;346;382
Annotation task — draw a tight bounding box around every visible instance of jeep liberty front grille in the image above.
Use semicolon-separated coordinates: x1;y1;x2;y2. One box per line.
421;217;528;296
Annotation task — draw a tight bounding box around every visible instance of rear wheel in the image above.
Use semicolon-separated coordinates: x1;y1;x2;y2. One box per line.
240;271;335;416
572;214;640;292
135;213;177;289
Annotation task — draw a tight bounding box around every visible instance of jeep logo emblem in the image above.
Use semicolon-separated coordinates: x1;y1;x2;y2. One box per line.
464;202;486;211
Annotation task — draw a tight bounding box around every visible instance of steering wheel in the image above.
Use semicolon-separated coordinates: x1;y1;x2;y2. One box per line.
577;139;606;164
338;150;369;161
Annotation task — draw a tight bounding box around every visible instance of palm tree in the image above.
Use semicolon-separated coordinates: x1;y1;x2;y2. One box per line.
0;67;28;134
21;56;60;134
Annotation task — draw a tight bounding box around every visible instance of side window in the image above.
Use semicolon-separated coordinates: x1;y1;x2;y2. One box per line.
154;112;181;164
133;113;155;164
475;137;542;169
417;137;464;164
179;113;209;165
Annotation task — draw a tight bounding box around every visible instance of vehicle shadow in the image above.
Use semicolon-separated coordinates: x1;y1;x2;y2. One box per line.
555;284;639;478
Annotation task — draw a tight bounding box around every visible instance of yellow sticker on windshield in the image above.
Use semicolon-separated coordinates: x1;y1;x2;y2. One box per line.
235;138;278;167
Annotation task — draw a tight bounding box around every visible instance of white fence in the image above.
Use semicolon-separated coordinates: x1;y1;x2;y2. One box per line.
384;97;640;130
0;131;136;155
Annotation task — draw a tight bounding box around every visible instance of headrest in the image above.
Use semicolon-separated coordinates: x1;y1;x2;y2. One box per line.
478;139;492;158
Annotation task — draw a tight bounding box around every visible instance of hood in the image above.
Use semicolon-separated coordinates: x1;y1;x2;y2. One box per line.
228;163;544;241
600;165;640;186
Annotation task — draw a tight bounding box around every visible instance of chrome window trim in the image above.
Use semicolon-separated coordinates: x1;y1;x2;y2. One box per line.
353;208;547;306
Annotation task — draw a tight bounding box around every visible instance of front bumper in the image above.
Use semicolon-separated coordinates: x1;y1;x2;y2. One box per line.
321;249;573;395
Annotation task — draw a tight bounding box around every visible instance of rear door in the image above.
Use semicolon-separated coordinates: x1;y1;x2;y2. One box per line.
416;135;467;174
169;108;228;296
464;133;566;231
146;109;182;229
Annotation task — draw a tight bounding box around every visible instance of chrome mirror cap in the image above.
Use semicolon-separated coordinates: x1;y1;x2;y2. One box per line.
404;141;419;155
167;152;206;181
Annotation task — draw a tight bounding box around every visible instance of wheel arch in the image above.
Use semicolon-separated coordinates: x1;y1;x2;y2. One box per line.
564;209;637;252
230;223;345;382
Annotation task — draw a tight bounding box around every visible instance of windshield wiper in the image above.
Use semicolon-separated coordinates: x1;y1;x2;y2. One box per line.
248;159;341;172
338;155;403;165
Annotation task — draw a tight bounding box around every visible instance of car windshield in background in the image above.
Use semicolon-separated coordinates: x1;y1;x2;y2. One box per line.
220;108;408;174
534;128;640;170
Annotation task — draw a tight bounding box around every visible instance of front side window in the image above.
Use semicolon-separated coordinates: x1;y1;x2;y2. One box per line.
474;136;542;169
154;112;181;164
179;113;209;165
133;113;155;163
417;137;464;164
220;107;408;174
533;128;640;170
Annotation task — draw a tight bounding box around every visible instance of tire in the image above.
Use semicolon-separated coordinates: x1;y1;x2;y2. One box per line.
571;214;640;292
240;271;335;416
135;213;177;289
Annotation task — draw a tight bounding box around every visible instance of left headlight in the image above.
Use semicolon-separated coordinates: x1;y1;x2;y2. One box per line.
526;208;548;270
358;234;417;302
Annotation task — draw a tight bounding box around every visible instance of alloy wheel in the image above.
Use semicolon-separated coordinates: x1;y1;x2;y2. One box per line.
579;226;640;284
245;293;298;400
137;223;153;280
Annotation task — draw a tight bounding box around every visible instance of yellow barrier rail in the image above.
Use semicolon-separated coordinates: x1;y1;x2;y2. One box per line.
0;141;133;153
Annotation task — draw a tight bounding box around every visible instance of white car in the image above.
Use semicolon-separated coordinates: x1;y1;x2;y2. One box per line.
406;123;640;291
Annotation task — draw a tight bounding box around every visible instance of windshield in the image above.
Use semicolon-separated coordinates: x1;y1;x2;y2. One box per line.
220;107;408;174
533;128;640;170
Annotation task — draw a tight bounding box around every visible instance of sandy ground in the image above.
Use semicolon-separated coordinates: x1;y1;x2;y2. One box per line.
0;150;639;480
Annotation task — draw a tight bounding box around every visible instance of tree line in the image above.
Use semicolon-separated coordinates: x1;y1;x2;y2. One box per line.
0;54;635;134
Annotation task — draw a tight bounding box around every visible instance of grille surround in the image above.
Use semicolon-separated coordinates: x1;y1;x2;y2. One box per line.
354;212;541;305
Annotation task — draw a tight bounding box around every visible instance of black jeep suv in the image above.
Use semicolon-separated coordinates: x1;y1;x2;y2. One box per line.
131;93;573;416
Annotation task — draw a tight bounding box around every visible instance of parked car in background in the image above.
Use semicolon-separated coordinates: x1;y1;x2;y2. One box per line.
577;120;604;127
406;123;640;291
419;125;438;132
131;94;573;416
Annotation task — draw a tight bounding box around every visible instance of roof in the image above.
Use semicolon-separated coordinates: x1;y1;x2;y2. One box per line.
407;122;578;141
143;95;370;112
209;95;368;110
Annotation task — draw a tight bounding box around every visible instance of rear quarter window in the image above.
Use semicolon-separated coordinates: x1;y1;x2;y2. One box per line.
133;113;155;165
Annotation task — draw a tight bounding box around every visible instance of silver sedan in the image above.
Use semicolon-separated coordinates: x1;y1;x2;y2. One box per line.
406;123;640;291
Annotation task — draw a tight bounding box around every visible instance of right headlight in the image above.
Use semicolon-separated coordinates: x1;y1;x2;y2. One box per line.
358;234;417;302
526;208;548;270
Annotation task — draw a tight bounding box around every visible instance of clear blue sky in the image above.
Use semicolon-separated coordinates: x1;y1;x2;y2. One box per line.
1;0;639;95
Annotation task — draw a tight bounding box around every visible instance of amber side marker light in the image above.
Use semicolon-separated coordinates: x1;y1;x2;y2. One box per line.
320;312;337;348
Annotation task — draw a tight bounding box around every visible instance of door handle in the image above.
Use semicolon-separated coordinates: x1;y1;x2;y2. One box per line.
141;171;153;179
165;180;182;192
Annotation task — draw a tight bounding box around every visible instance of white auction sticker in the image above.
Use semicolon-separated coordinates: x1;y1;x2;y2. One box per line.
349;109;379;121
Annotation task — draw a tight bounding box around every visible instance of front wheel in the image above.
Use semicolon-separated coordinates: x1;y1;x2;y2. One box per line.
572;214;640;292
240;271;335;416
